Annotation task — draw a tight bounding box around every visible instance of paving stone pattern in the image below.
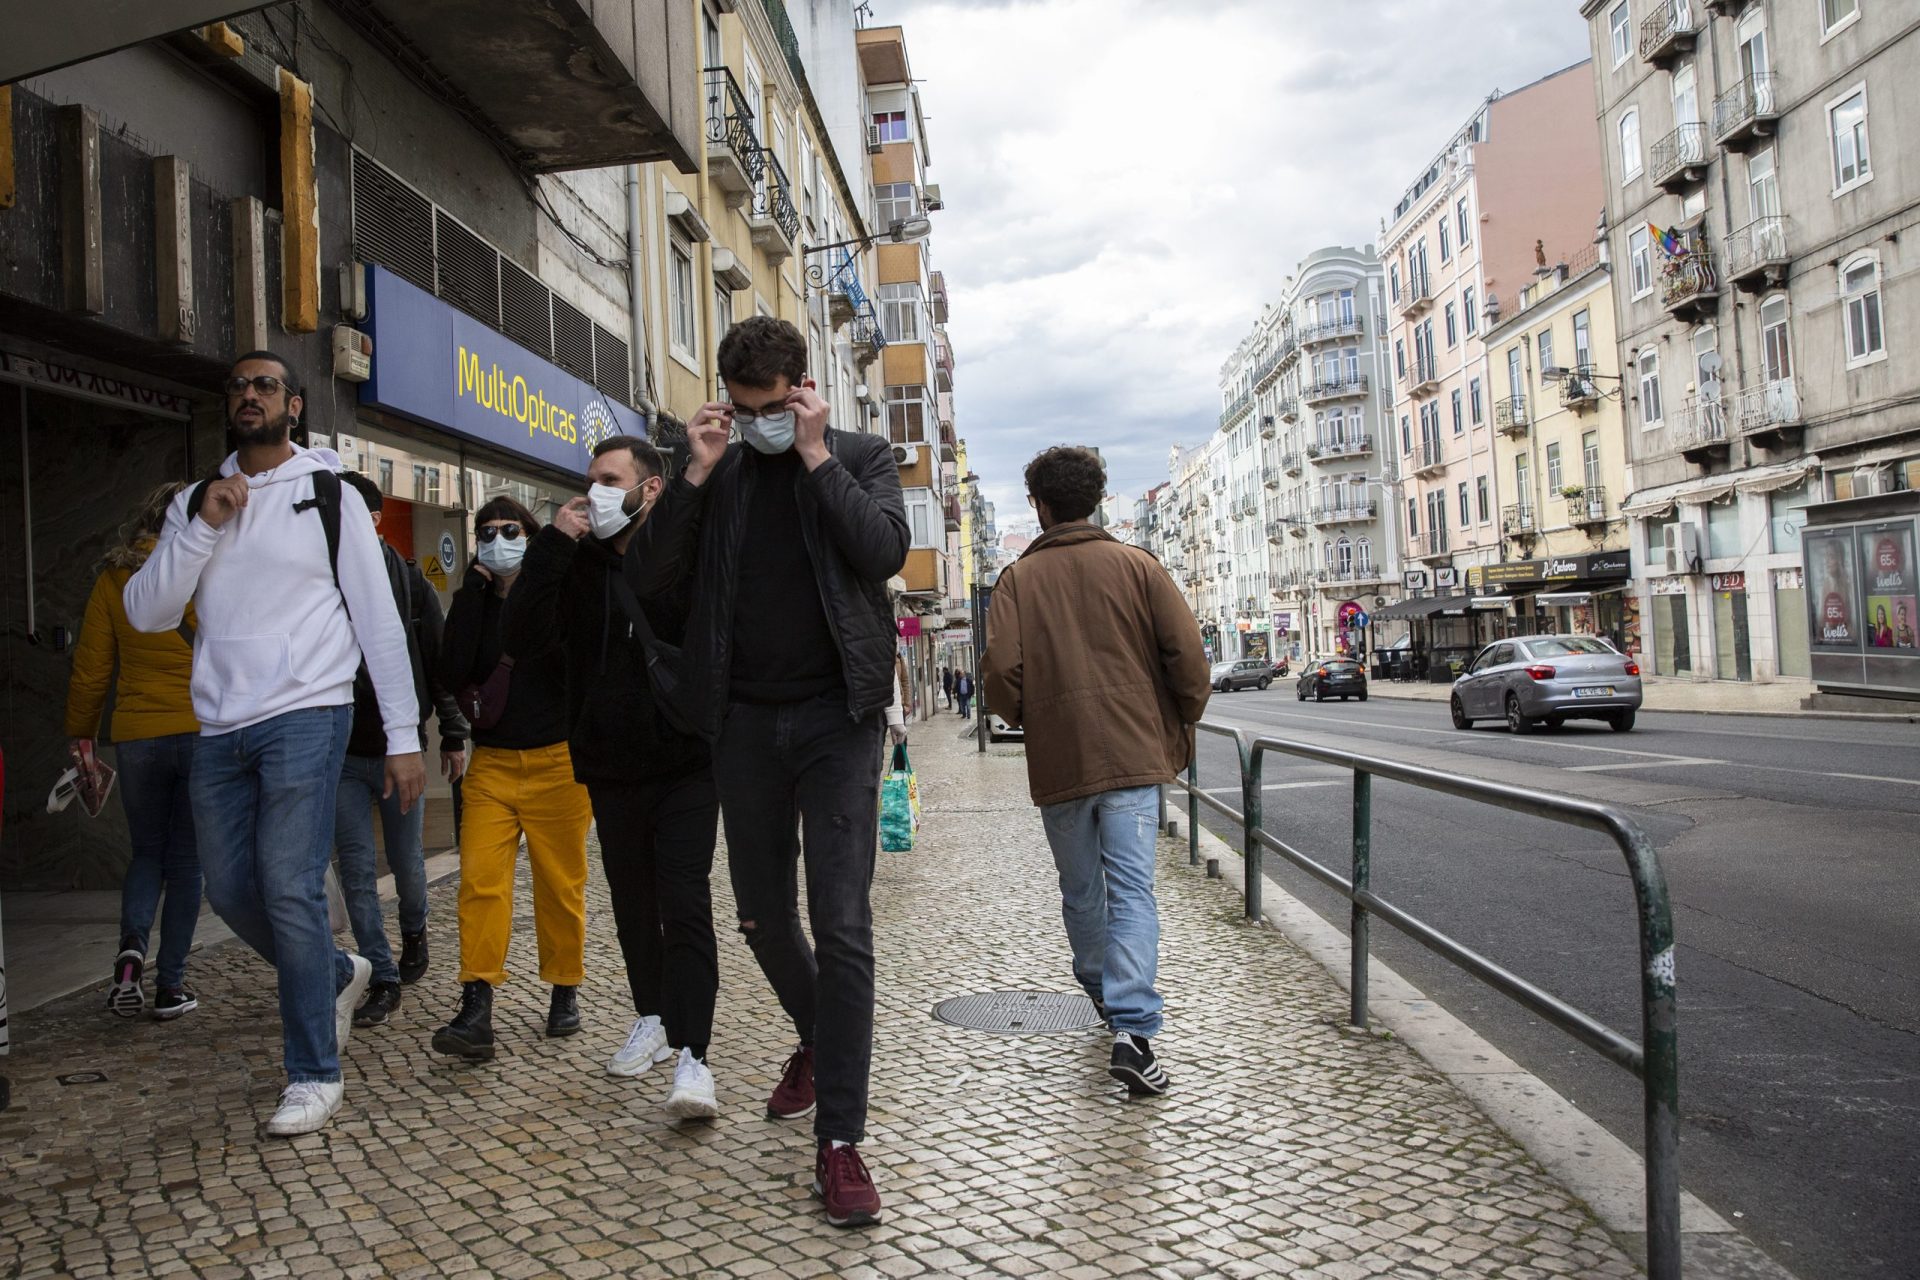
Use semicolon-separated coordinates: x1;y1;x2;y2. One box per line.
0;721;1640;1279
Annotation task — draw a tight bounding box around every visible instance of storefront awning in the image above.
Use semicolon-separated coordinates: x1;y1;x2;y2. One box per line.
1621;456;1820;519
1372;593;1488;621
1535;585;1628;606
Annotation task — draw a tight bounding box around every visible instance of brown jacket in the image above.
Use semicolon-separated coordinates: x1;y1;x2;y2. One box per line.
983;522;1211;805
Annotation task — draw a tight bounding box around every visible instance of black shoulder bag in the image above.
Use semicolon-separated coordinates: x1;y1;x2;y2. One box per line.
611;574;701;738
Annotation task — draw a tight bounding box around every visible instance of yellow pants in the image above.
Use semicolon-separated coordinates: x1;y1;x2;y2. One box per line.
456;743;592;987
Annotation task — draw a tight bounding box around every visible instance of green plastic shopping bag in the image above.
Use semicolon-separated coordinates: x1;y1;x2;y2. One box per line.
880;743;918;852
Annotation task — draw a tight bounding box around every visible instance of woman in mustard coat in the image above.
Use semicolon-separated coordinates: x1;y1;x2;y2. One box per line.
64;483;204;1019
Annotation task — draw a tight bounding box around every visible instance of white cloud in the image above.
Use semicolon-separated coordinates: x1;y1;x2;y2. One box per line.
879;0;1591;512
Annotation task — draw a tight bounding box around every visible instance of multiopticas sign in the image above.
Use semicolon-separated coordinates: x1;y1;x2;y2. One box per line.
456;347;578;446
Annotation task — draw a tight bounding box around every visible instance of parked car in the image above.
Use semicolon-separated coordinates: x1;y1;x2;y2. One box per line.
1296;658;1368;702
986;706;1023;743
1450;634;1642;733
1210;658;1273;693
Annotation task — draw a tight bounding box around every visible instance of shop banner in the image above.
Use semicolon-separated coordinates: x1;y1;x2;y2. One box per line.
360;266;646;477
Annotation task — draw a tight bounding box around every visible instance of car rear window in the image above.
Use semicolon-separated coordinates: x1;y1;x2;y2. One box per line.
1527;637;1615;657
1323;661;1360;672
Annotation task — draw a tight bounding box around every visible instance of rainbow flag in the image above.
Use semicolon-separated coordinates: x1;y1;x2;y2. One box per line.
1648;222;1686;256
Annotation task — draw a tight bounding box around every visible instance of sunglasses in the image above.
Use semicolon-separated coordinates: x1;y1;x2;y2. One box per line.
477;523;524;543
225;374;292;398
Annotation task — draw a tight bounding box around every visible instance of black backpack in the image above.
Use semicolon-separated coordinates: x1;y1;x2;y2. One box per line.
187;468;343;588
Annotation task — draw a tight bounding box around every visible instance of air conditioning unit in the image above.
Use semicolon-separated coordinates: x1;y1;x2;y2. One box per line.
921;183;944;211
1852;465;1894;496
866;125;884;155
892;443;920;466
1660;521;1704;574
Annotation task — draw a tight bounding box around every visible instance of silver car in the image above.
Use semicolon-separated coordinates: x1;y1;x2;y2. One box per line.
1450;634;1643;734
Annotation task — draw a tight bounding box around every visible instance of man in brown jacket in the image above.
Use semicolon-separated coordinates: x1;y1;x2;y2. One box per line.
983;447;1211;1095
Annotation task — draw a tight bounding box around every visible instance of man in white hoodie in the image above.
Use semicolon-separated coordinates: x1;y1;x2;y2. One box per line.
125;351;425;1136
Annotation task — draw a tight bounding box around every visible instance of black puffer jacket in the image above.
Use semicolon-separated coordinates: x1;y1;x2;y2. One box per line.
624;429;909;742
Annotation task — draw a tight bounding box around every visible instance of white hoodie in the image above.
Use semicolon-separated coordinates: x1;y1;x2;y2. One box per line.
124;445;419;755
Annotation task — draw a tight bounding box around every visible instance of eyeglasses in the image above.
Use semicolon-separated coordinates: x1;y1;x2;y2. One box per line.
225;374;291;398
477;524;524;543
728;401;793;426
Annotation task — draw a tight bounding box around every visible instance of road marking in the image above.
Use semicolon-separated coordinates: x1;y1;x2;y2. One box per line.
1203;781;1346;796
1816;770;1920;788
1565;759;1725;772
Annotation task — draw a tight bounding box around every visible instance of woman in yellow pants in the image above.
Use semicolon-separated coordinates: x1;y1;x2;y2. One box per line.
432;497;591;1059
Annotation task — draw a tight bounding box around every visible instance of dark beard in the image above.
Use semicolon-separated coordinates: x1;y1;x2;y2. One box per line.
228;408;291;447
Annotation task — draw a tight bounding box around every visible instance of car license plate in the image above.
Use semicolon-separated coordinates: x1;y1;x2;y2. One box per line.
1573;686;1615;698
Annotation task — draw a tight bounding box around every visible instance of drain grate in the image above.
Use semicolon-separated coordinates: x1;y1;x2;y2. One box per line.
932;990;1101;1035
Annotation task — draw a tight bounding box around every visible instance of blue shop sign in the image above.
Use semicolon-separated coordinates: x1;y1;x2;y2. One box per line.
360;265;645;476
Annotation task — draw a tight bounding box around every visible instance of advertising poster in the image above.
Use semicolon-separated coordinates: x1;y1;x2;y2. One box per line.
1804;529;1861;653
1860;523;1918;650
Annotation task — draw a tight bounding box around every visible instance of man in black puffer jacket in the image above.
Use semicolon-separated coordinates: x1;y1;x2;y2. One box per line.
505;436;721;1121
625;317;907;1228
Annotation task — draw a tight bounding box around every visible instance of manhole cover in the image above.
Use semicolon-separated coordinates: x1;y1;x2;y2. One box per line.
932;990;1101;1035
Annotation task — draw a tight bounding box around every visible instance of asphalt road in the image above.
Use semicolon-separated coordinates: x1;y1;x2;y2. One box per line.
1181;687;1920;1280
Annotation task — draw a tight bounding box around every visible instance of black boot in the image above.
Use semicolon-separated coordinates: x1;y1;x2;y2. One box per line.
546;984;581;1038
398;932;429;985
432;980;495;1060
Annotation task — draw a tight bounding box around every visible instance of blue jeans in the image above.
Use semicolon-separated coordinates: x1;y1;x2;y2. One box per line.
191;705;355;1084
333;752;427;985
115;733;203;989
1039;784;1164;1039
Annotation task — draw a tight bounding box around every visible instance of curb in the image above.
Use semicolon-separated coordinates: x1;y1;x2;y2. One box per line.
1361;685;1919;723
1172;811;1801;1280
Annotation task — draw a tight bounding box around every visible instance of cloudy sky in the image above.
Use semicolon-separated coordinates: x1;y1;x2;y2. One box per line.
880;0;1592;517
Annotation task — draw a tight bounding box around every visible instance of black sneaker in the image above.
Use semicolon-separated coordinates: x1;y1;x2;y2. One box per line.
152;987;198;1020
354;981;403;1027
398;931;429;985
546;985;581;1038
1108;1032;1169;1096
432;980;495;1060
106;945;145;1018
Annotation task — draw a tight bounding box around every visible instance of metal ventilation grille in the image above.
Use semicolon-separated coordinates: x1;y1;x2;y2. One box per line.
552;298;594;381
593;324;631;405
352;151;433;292
501;259;552;359
435;210;500;328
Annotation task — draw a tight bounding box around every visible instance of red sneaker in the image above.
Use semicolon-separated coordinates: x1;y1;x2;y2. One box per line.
813;1141;882;1227
767;1044;815;1119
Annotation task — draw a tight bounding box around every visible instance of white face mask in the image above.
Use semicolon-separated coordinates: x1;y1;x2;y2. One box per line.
736;409;796;455
587;482;637;539
477;536;526;575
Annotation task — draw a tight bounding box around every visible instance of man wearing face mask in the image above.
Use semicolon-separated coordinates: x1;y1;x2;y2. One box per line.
504;437;721;1117
625;317;908;1227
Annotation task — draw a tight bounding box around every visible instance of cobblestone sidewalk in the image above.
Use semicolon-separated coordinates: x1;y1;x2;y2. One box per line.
1;720;1639;1279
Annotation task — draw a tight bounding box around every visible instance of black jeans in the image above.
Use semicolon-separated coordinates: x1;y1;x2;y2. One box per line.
713;695;883;1144
587;770;721;1055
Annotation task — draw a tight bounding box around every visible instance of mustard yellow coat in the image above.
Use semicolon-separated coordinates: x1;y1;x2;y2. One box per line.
64;566;199;741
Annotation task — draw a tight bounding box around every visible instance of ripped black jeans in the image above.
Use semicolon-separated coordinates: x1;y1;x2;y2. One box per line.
712;694;883;1144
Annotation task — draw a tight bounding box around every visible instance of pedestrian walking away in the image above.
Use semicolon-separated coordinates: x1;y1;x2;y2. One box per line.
122;351;426;1137
983;446;1212;1097
506;435;721;1120
332;471;469;1029
64;483;205;1023
433;496;592;1062
625;316;909;1227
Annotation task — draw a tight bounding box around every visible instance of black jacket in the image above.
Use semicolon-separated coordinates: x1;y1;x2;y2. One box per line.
625;430;910;742
506;524;709;785
348;543;469;759
437;562;570;751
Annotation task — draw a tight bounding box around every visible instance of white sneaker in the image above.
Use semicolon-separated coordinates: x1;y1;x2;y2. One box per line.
335;954;372;1051
663;1048;719;1120
264;1081;344;1136
607;1014;672;1077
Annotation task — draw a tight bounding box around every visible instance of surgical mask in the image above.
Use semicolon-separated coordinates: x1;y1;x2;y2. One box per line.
477;536;525;575
587;482;637;539
736;409;796;455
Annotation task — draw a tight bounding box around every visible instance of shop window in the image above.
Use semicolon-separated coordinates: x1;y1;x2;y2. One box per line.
1706;497;1743;560
1768;483;1814;552
903;487;935;547
1776;584;1811;678
1655;595;1691;676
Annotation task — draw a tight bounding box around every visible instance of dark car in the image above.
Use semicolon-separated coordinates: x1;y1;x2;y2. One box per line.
1210;658;1273;693
1297;658;1368;702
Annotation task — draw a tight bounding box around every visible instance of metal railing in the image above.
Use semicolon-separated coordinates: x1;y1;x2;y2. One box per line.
751;151;800;244
702;67;763;183
1166;722;1679;1280
1660;247;1718;316
1409;438;1445;476
1734;377;1800;434
1398;270;1433;315
1567;485;1609;524
1301;315;1364;345
1503;504;1536;536
1649;123;1710;188
1303;373;1369;403
1724;215;1790;283
1712;72;1780;142
1307;433;1372;460
1674;391;1728;452
1639;0;1699;63
1494;394;1529;435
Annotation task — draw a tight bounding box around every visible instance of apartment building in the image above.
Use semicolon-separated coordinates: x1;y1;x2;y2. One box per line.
1477;254;1635;643
1581;0;1920;684
1379;63;1606;592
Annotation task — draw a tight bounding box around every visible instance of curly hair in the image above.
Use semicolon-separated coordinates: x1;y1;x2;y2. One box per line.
717;315;808;389
100;481;187;571
1024;447;1106;523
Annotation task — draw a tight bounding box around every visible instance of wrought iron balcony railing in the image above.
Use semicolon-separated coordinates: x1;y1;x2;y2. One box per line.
1649;123;1710;191
1734;377;1802;441
1724;216;1790;292
1660;247;1720;321
749;150;800;250
1303;373;1369;403
1300;315;1364;346
1309;501;1376;526
1566;486;1609;526
1219;392;1254;431
1409;439;1446;477
1494;394;1529;436
1639;0;1699;67
1673;392;1729;458
1712;73;1782;151
1561;368;1601;411
1307;434;1374;462
1399;270;1433;317
1502;505;1536;537
1420;529;1451;561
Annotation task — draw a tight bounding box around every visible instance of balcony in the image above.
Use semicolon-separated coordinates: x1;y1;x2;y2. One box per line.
1713;74;1782;153
1649;123;1710;192
1502;505;1537;539
930;271;950;324
849;301;885;367
940;424;958;463
1660;246;1720;322
1319;566;1388;591
1266;520;1289;546
1237;494;1260;518
1494;394;1529;437
1274;571;1301;591
1310;501;1376;527
1259;414;1278;440
1281;452;1303;477
1734;377;1804;449
1277;396;1300;423
1673;392;1731;464
1302;374;1369;405
933;329;954;392
1560;368;1601;413
1408;440;1446;479
703;68;764;209
1300;315;1364;347
1565;486;1610;529
1639;0;1700;68
821;249;868;329
1725;216;1791;293
1418;530;1452;564
1262;466;1281;490
1406;354;1441;398
748;152;800;263
1307;434;1374;464
1219;392;1254;432
1398;271;1434;318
